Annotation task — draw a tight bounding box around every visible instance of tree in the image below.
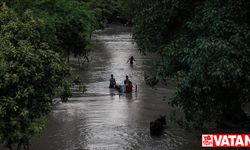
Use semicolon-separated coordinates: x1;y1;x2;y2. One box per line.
2;0;96;63
84;0;131;28
52;0;95;63
128;0;250;128
0;5;70;149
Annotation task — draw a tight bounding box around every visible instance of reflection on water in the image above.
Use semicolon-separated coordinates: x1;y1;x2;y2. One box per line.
29;26;200;150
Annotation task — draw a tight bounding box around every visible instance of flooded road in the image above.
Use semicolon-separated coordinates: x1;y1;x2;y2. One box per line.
30;26;200;150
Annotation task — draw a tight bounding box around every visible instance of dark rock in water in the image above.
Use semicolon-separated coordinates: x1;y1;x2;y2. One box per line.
150;115;166;136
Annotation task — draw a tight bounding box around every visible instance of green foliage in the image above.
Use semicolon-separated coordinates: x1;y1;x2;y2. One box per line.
0;0;129;149
0;5;70;149
59;81;72;103
73;75;87;94
85;0;131;28
2;0;96;59
129;0;250;128
47;0;95;56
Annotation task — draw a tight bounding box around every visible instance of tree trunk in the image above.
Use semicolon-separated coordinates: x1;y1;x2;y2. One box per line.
7;144;12;150
218;99;249;128
17;142;22;150
215;87;249;128
67;49;70;64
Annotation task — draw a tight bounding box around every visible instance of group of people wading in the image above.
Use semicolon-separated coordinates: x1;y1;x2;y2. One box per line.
109;56;136;93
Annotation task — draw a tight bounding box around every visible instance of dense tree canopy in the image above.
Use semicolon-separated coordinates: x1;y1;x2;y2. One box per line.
85;0;131;28
1;0;129;61
0;5;70;149
1;0;96;62
0;1;129;149
129;0;250;128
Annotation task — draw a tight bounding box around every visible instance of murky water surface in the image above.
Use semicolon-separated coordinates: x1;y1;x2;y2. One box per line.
30;26;200;150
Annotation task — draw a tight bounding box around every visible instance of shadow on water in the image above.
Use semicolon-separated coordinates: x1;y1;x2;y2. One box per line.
1;25;202;150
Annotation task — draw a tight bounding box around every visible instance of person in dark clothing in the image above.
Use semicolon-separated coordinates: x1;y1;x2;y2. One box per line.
109;74;116;88
124;75;130;85
127;56;136;65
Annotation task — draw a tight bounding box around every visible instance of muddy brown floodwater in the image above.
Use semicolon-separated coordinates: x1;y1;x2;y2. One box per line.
2;25;202;150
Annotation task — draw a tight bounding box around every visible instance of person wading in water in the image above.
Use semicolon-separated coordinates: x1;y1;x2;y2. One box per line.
127;56;136;65
109;74;116;88
124;75;133;93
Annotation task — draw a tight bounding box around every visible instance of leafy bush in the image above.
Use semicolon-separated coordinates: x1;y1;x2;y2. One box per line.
0;5;70;149
129;0;250;128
